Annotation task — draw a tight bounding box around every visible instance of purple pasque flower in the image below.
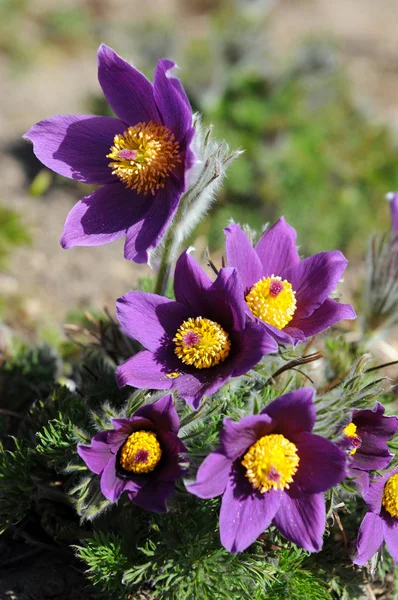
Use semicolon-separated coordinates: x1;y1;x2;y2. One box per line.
115;250;278;410
188;388;346;553
354;468;398;565
77;394;187;512
224;218;356;345
24;45;195;264
340;403;398;472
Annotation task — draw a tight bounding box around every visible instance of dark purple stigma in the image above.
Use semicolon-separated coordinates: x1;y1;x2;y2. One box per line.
118;149;137;161
267;466;281;482
182;331;200;347
269;280;284;297
134;449;149;464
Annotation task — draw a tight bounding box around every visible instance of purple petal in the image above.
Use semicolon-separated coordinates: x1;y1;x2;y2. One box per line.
262;388;316;437
116;350;172;391
363;474;389;513
287;298;356;339
220;415;274;461
124;178;182;263
389;192;398;234
132;479;174;513
273;492;326;552
291;432;346;494
284;251;348;320
116;291;190;351
100;455;126;502
97;44;160;125
60;182;149;250
77;432;112;475
220;465;281;553
254;217;300;277
105;429;128;453
174;250;213;313
187;451;232;499
109;417;154;440
135;394;180;434
24;115;125;184
172;363;235;410
383;513;398;563
232;321;277;376
353;512;384;566
350;433;393;471
354;403;398;440
153;59;192;141
205;268;247;333
182;126;197;185
156;431;188;481
235;323;278;371
224;224;263;290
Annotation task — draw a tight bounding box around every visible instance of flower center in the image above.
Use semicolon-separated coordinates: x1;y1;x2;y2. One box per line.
245;276;296;329
107;121;181;196
343;422;361;455
119;430;162;473
382;473;398;518
173;317;231;369
242;433;299;493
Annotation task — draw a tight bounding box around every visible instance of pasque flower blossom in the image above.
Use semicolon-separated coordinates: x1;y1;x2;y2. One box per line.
340;403;398;472
354;468;398;565
24;45;195;263
224;218;356;345
188;388;346;552
115;250;277;409
77;394;187;512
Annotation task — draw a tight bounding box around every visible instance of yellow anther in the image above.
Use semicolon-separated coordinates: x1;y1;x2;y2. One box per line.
242;433;299;493
343;423;357;439
343;422;360;455
107;121;180;195
246;275;296;329
119;430;162;473
174;317;231;369
383;473;398;518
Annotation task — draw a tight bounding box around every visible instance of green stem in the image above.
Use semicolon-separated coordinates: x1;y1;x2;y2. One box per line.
153;225;179;296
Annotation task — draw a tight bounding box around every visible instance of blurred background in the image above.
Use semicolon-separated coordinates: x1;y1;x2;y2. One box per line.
1;0;398;342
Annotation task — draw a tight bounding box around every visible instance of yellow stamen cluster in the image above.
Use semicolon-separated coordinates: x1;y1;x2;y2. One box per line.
174;317;231;369
382;473;398;518
343;423;357;439
107;121;180;195
119;430;162;474
242;433;299;493
246;276;297;329
343;422;360;455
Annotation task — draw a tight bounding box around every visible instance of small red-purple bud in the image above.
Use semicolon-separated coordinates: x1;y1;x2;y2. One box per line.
267;466;281;482
182;331;201;347
269;280;284;297
133;449;149;464
118;149;137;161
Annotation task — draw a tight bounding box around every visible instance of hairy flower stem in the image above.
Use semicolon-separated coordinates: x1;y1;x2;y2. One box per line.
154;225;177;296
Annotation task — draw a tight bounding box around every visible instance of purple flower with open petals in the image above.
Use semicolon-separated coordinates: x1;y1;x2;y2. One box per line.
115;250;277;409
24;45;195;264
188;388;346;553
77;394;187;512
340;403;398;472
224;218;356;345
354;468;398;565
